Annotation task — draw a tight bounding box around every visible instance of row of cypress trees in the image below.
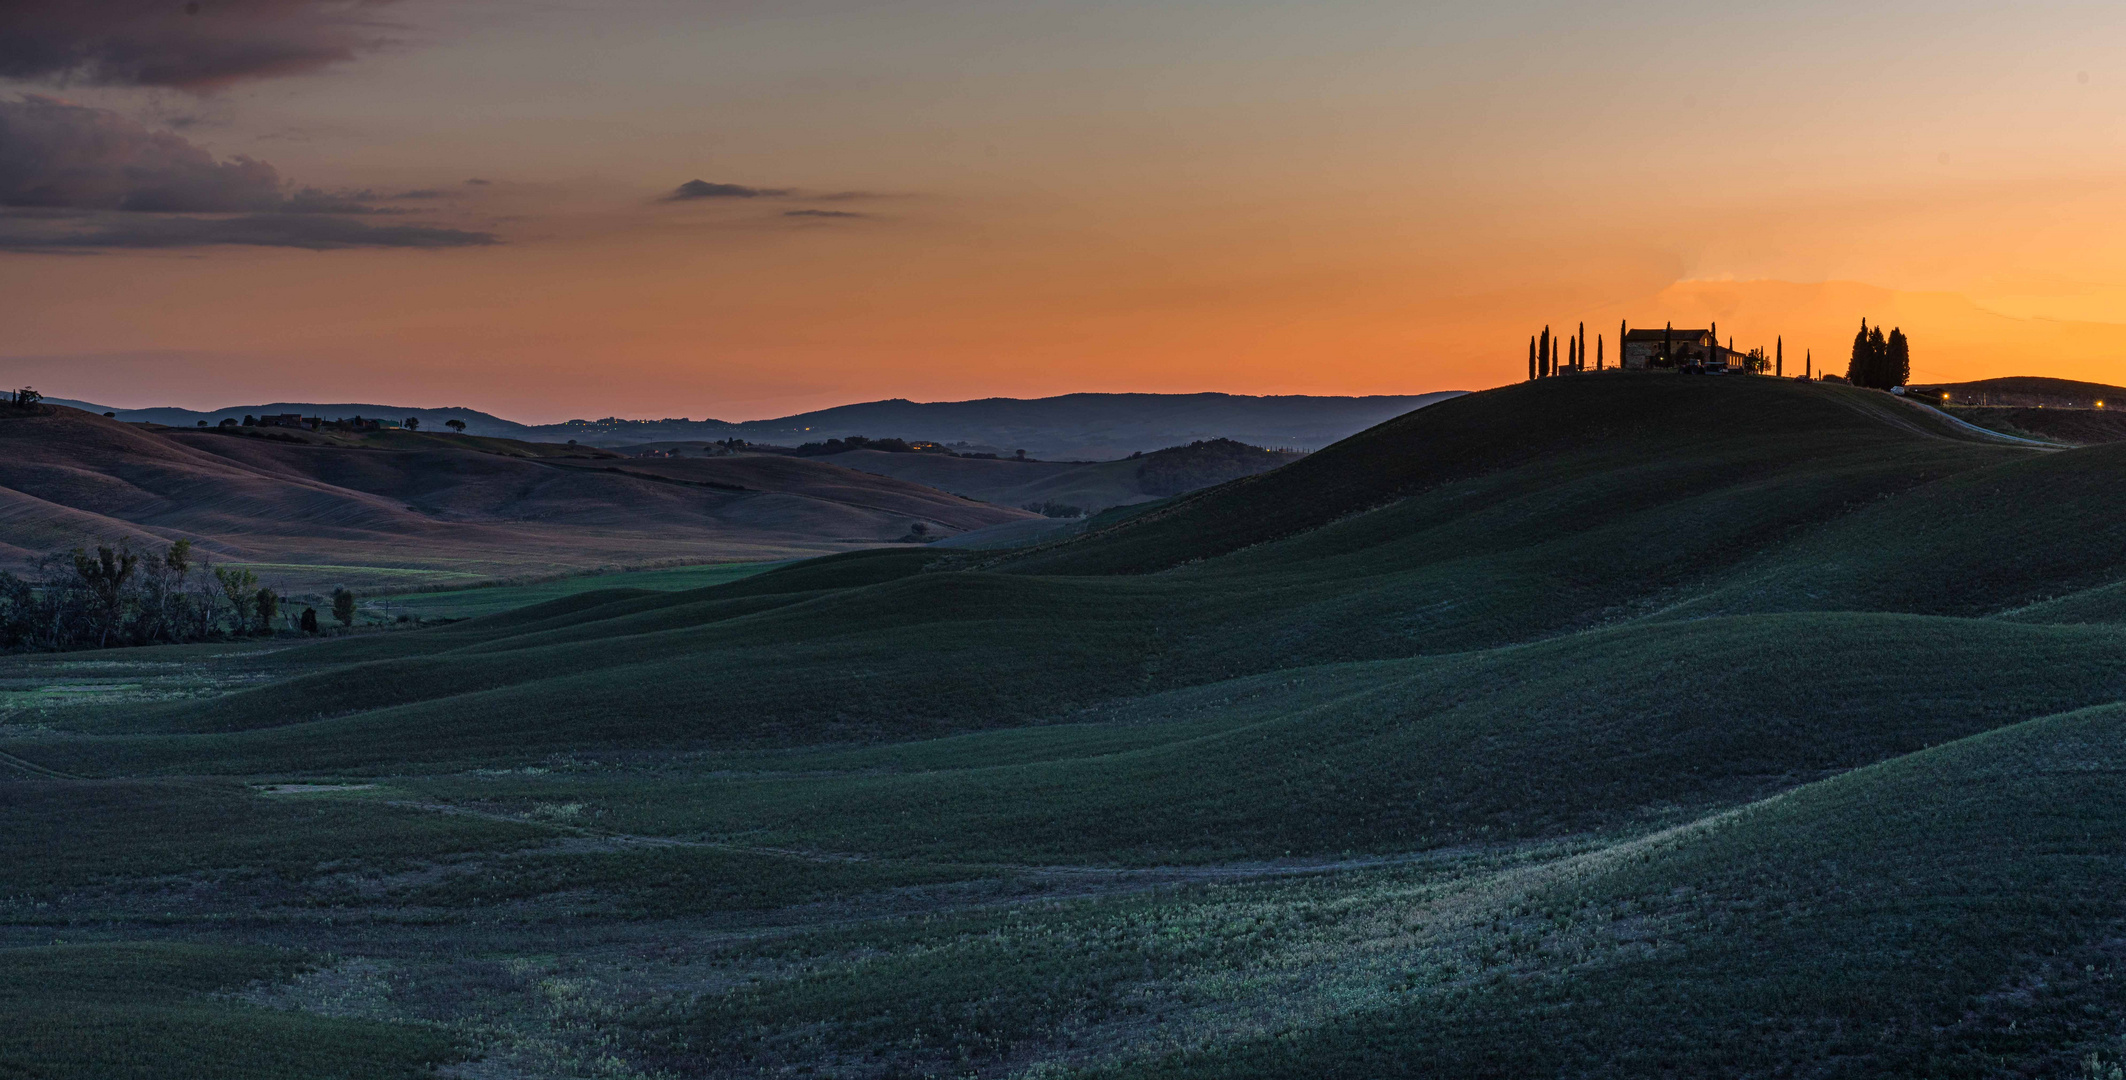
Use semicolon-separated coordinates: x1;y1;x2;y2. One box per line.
1846;320;1911;390
1527;323;1600;379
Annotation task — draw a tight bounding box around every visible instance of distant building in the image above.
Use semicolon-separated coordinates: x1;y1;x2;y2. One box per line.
256;413;306;429
1620;328;1756;371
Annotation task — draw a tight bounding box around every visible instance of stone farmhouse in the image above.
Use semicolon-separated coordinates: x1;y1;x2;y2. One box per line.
1619;325;1756;370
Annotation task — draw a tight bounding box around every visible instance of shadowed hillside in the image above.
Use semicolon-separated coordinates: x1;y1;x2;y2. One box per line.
17;372;2126;1079
0;408;1031;589
822;437;1302;515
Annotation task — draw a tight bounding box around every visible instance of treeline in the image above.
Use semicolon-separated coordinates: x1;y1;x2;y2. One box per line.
790;435;950;457
1847;319;1911;390
0;539;357;652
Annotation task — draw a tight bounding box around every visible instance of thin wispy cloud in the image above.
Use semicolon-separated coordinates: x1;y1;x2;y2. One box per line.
664;179;792;201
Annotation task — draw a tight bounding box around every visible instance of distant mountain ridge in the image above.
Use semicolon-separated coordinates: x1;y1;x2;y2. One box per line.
47;399;532;437
58;391;1465;461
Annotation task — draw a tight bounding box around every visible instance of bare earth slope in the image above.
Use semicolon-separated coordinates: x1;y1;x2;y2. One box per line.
0;409;1031;589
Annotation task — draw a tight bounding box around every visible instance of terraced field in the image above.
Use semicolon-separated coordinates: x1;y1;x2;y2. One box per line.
8;373;2126;1078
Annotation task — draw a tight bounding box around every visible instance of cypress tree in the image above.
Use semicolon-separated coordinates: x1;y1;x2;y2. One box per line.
1776;336;1783;377
1529;336;1537;381
1806;349;1812;380
1540;326;1551;378
1886;327;1911;387
1578;322;1586;371
1597;335;1604;370
1848;319;1870;385
1865;326;1888;388
1619;319;1628;368
1569;336;1577;372
1663;322;1673;366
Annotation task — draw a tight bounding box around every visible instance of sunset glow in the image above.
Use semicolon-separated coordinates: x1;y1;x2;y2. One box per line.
8;1;2126;418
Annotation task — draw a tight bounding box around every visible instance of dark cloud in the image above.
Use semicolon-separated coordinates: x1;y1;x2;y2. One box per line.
0;211;495;250
463;177;490;185
666;179;791;201
0;95;284;211
0;0;402;91
387;188;446;199
0;96;493;251
783;209;866;219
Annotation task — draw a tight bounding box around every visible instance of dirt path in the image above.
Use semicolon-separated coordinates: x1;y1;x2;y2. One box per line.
0;749;77;780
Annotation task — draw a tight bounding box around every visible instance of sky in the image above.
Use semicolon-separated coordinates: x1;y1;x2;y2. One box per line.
4;0;2126;422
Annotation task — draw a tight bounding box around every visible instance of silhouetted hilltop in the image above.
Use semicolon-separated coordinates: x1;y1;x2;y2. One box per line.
1914;376;2126;408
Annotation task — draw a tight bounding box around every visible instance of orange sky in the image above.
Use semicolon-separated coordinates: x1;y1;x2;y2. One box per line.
6;1;2126;421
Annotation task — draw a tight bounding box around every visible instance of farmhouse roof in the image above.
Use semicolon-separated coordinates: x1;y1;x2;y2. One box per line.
1622;328;1712;342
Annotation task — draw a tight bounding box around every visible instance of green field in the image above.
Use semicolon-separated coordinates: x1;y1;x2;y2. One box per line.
10;373;2126;1077
367;561;786;620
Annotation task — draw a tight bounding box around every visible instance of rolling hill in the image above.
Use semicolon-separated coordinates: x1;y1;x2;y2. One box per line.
820;437;1303;515
63;390;1464;459
14;372;2126;1079
47;398;533;438
0;407;1030;591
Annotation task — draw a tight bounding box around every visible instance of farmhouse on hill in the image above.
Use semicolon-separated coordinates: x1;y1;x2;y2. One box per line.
1619;327;1756;370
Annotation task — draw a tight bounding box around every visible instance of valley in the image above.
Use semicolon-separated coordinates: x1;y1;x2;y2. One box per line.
7;373;2126;1078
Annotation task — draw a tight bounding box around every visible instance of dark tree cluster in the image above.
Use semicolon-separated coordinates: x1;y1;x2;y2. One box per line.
792;435;927;456
1846;319;1911;389
0;539;329;653
1022;500;1085;518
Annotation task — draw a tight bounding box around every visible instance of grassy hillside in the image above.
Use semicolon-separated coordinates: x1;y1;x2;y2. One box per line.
1940;403;2126;444
0;408;1030;590
823;438;1302;515
13;372;2126;1078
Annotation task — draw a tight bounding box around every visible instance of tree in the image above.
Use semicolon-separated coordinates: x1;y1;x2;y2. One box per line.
300;607;319;634
71;542;141;649
1858;325;1889;388
1539;326;1551;378
1776;336;1783;378
332;587;356;628
0;572;38;650
254;588;279;634
1528;336;1536;381
1885;327;1911;387
214;566;259;631
1662;322;1673;367
1847;319;1874;386
446;419;466;433
404;417;420;431
1596;334;1603;371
